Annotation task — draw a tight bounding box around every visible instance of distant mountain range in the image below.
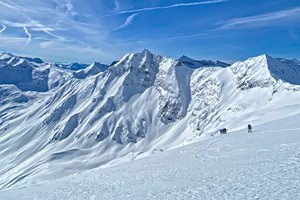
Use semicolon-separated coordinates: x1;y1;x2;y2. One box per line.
56;62;89;70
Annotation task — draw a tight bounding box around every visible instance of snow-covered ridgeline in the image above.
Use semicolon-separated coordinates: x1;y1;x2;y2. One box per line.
0;50;300;190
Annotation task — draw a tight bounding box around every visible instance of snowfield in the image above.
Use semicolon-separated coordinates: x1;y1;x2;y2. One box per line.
0;116;300;199
0;50;300;199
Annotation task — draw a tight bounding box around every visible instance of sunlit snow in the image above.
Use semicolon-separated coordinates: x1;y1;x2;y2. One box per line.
0;50;300;199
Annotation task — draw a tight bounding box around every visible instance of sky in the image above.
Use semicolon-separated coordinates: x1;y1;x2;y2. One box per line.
0;0;299;64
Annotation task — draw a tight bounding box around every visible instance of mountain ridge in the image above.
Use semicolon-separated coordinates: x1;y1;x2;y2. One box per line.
1;50;300;190
179;55;229;69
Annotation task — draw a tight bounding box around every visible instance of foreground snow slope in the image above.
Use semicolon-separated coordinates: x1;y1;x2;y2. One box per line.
0;115;299;200
1;51;300;190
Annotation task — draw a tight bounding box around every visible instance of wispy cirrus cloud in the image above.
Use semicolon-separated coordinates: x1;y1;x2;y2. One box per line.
23;26;32;47
160;7;300;40
168;7;300;40
0;0;103;38
115;0;228;15
0;0;66;42
0;36;28;48
0;24;6;35
0;1;19;10
4;20;64;41
113;0;121;11
37;39;122;63
113;13;138;31
218;7;300;30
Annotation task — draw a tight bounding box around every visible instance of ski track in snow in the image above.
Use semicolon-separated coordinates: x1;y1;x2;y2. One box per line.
0;124;299;200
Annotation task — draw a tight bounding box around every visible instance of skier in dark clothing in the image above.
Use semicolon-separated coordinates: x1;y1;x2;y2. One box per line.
220;128;227;134
248;124;252;133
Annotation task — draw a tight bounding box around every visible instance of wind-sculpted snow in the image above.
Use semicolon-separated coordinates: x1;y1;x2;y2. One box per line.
47;67;72;90
89;97;116;125
1;50;300;191
114;49;160;102
45;94;77;125
156;60;193;124
53;113;79;141
0;85;29;104
230;55;275;90
231;54;300;91
0;54;50;92
1;117;300;200
190;75;222;133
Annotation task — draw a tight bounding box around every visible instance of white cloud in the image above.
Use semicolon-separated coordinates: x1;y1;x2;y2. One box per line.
116;0;228;15
23;26;32;47
154;7;300;41
61;0;77;17
0;1;19;10
0;24;6;35
51;0;74;15
66;1;73;12
0;36;28;49
113;13;138;31
113;0;121;11
3;20;65;41
37;39;121;63
0;0;108;48
0;0;119;62
218;7;300;29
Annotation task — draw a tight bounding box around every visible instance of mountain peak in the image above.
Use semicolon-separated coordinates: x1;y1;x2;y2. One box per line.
141;49;152;55
261;54;274;61
180;55;189;59
0;52;44;64
0;52;14;58
91;61;109;71
73;61;108;79
231;54;300;87
250;54;276;63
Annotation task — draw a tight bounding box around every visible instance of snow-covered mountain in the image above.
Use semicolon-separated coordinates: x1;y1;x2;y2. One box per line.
73;62;109;79
179;55;229;69
57;62;89;71
0;52;58;92
1;50;300;191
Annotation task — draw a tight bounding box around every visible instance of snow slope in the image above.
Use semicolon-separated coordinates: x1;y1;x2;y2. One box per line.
0;50;300;191
0;115;299;199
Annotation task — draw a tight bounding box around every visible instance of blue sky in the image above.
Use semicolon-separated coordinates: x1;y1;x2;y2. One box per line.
0;0;299;64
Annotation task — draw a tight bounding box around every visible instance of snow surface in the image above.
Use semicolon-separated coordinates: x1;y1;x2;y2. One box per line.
0;116;299;199
1;50;300;196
